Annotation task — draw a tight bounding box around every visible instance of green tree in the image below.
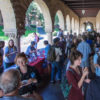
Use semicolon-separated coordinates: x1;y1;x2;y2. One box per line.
54;14;59;25
26;2;44;27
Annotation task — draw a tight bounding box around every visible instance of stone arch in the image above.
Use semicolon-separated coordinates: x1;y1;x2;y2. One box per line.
66;15;71;32
71;17;75;34
75;19;79;35
56;10;65;30
0;0;17;36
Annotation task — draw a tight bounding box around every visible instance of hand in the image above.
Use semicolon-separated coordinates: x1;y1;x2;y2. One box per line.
19;80;28;88
30;50;36;54
83;67;89;77
7;51;18;56
84;79;91;84
28;78;37;84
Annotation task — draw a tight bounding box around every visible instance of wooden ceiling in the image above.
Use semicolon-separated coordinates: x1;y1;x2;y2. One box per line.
61;0;100;17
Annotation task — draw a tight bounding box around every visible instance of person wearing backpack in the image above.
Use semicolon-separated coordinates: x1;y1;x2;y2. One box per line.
49;37;62;83
66;50;90;100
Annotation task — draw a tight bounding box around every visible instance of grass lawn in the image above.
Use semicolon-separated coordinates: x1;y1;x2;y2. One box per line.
0;26;40;40
0;26;9;40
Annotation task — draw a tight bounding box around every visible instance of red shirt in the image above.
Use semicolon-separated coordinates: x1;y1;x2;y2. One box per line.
66;67;84;100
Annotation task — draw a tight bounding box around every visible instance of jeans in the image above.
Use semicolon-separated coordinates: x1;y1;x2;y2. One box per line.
51;61;61;82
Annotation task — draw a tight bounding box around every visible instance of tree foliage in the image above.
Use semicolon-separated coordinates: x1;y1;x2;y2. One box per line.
26;2;44;27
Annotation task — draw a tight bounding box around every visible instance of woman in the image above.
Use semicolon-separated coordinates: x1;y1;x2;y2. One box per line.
4;39;17;69
15;53;41;95
66;50;89;100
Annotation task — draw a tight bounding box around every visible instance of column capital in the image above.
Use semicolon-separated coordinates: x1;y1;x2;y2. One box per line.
3;29;17;38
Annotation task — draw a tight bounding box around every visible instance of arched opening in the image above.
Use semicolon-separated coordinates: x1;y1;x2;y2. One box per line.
71;17;75;34
55;10;64;31
66;15;71;33
53;10;64;37
75;20;79;35
0;0;16;36
84;22;94;32
21;0;52;52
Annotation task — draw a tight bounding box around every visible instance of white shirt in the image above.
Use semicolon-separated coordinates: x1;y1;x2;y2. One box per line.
55;47;62;62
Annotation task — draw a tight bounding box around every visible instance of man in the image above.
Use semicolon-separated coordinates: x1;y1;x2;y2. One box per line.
77;35;91;68
43;40;51;74
57;29;63;37
26;41;36;58
50;37;62;83
0;69;43;100
44;40;51;59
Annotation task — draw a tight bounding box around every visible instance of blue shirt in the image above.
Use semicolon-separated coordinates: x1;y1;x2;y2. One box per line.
93;52;100;64
26;46;36;57
4;46;17;63
77;41;91;61
44;44;51;58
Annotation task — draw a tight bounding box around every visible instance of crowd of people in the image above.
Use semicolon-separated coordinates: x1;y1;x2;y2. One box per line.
0;31;100;100
44;30;100;100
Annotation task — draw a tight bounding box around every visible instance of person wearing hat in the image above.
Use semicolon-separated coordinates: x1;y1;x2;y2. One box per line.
26;41;36;58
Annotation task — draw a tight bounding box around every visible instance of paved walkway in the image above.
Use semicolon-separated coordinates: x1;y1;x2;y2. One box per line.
41;83;65;100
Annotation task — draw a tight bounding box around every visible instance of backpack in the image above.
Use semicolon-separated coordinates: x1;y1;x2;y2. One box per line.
47;46;56;62
60;68;74;99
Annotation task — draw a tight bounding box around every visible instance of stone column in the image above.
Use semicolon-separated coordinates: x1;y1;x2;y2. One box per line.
47;32;52;45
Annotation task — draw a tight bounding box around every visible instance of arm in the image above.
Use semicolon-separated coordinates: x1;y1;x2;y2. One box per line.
30;50;36;54
78;68;89;88
5;47;9;57
67;68;88;89
78;75;86;88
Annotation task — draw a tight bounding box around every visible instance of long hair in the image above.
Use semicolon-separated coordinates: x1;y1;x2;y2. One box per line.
8;39;16;52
